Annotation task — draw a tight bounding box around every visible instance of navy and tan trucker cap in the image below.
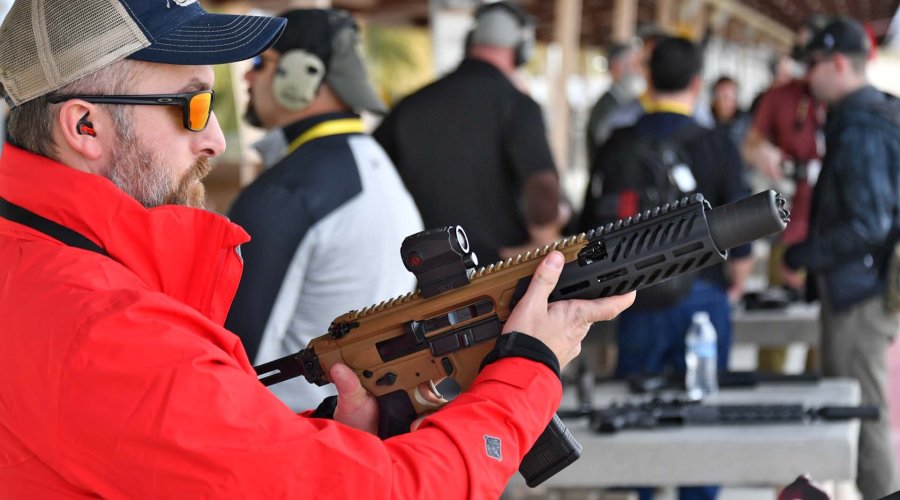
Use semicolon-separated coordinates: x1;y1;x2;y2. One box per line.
0;0;286;107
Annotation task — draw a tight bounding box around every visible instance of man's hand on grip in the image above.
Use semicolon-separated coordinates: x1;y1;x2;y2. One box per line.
331;363;379;435
502;251;635;369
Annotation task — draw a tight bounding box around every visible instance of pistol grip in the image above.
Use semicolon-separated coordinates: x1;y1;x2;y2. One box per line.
376;390;419;439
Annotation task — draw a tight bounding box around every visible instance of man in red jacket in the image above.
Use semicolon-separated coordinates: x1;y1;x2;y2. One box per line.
0;1;634;497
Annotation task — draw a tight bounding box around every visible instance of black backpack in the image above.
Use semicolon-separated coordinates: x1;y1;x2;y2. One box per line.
580;123;705;311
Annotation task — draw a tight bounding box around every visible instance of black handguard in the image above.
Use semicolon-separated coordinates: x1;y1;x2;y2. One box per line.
542;191;788;305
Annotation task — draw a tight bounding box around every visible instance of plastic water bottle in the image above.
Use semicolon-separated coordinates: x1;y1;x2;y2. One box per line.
685;311;718;400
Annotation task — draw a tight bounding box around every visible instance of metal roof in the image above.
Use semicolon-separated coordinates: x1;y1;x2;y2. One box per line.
211;0;899;47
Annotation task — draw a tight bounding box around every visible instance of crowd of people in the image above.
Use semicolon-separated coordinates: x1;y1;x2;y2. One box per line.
582;13;900;499
0;0;897;499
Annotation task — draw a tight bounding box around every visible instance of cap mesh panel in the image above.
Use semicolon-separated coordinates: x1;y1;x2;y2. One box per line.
0;0;149;106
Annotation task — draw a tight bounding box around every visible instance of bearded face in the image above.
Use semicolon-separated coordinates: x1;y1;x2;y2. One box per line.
106;115;210;209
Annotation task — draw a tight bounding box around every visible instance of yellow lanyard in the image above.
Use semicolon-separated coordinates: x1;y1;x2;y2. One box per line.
642;97;693;117
285;118;366;156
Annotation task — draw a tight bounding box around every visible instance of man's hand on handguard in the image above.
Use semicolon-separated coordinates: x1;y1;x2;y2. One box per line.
502;251;635;369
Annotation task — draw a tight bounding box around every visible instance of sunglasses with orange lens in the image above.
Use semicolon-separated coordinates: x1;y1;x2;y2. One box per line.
48;90;215;132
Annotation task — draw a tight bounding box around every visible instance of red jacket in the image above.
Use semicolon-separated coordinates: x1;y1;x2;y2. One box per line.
0;145;562;499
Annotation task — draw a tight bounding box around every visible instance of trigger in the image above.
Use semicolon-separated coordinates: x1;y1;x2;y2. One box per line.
429;380;444;400
414;381;447;408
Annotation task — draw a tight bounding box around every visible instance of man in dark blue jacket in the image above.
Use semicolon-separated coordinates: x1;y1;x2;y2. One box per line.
783;18;900;498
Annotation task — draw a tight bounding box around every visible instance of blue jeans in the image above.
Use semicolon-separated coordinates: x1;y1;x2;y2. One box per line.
615;279;732;377
615;279;732;500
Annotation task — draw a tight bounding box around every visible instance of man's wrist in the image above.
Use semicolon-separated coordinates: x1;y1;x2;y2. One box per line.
479;332;561;380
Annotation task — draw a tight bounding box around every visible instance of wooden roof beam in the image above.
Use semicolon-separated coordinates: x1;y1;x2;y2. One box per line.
611;0;637;42
358;2;429;24
703;0;794;46
548;0;583;171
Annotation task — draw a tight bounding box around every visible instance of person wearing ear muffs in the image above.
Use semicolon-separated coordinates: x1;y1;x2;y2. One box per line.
374;1;569;269
225;8;424;413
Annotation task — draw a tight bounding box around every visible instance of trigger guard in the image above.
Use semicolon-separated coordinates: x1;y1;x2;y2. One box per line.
414;382;447;408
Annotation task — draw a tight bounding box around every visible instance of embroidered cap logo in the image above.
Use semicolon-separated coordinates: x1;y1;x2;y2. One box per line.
484;435;502;461
167;0;199;7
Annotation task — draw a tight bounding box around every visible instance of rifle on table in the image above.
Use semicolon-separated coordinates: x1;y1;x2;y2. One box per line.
625;371;821;394
558;396;879;434
254;190;789;487
568;372;822;425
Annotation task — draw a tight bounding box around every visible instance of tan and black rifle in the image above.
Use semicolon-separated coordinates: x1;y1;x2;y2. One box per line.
255;190;789;486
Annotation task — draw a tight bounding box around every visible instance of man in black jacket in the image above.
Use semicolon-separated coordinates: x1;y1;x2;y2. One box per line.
374;2;565;266
783;18;900;498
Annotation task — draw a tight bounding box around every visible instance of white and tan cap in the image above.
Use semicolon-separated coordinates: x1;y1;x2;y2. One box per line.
0;0;286;107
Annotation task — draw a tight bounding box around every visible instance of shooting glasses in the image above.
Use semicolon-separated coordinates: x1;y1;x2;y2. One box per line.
48;89;215;132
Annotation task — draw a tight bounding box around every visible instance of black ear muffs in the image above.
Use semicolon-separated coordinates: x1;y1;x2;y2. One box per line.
515;24;535;67
76;113;96;137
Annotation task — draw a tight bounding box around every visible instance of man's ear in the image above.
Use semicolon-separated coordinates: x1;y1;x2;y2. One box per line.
56;100;103;161
832;53;850;75
688;75;703;96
